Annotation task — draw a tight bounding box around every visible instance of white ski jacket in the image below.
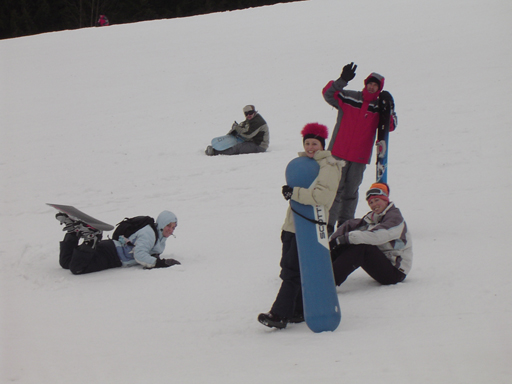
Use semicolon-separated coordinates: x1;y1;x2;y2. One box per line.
331;202;413;275
281;150;343;233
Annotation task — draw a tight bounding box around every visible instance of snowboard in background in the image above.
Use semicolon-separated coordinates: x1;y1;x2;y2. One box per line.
376;97;392;183
211;134;244;151
47;203;114;231
285;156;341;333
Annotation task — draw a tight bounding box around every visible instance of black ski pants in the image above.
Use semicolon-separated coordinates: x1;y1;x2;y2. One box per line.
270;231;304;319
331;244;406;286
59;233;121;275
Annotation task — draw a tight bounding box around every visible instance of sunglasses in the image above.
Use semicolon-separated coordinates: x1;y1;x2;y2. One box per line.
244;110;255;116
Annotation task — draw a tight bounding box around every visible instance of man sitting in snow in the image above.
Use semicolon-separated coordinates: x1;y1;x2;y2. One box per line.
205;105;269;156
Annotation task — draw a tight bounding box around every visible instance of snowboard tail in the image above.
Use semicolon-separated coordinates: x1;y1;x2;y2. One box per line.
285;156;341;333
47;203;114;231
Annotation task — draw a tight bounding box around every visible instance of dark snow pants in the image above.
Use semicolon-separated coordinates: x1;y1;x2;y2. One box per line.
59;233;121;275
328;160;366;229
270;231;304;319
331;244;406;286
215;142;266;156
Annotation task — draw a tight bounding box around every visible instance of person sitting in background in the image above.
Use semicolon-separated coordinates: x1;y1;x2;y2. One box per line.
205;105;269;156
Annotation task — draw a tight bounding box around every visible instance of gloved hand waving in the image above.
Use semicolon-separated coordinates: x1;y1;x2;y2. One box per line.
340;62;357;82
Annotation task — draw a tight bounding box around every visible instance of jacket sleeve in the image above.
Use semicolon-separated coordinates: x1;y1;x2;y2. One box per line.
331;218;366;239
236;120;267;140
323;79;348;150
130;226;158;268
322;78;348;109
292;157;341;207
347;210;405;246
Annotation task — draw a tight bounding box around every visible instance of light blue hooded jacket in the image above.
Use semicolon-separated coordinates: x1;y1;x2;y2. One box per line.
114;211;177;268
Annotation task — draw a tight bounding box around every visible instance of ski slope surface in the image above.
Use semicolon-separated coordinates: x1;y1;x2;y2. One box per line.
1;0;511;382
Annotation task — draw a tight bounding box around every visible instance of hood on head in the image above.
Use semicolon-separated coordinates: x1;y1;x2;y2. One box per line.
156;211;177;232
364;72;385;92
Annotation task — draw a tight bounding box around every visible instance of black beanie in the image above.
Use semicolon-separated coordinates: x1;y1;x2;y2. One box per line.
366;76;381;87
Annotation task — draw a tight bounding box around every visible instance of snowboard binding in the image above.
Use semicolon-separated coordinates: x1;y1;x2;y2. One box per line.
56;212;102;247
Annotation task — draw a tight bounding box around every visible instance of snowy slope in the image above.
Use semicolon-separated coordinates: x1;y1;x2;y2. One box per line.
1;0;511;383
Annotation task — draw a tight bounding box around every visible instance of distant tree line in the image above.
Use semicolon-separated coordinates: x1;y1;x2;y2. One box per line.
0;0;302;40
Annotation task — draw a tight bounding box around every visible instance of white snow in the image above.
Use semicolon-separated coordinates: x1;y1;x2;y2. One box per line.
1;0;511;382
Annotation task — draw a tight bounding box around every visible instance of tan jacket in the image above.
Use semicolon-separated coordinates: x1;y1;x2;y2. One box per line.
282;150;343;233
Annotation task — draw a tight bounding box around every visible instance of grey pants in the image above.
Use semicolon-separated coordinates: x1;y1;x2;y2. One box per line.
328;160;367;229
215;142;266;156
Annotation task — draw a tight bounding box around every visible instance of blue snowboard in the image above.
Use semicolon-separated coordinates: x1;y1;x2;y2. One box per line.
285;156;341;332
211;134;244;151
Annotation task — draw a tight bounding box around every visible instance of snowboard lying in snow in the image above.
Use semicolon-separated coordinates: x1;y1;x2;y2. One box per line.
285;156;341;333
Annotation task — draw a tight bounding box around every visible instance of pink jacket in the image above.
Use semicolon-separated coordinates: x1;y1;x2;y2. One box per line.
322;73;397;164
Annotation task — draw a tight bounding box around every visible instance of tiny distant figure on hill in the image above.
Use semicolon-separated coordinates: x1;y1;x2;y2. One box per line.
97;15;109;26
205;105;269;156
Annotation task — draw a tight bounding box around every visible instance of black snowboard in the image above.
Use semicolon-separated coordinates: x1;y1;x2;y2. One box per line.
47;203;114;231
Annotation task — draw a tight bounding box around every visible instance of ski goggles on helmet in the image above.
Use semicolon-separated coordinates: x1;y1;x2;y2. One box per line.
366;188;388;201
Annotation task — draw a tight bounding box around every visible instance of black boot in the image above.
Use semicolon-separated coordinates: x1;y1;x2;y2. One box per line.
257;312;288;329
289;312;305;324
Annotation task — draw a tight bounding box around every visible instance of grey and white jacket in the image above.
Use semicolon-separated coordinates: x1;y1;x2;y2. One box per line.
331;202;413;275
231;112;269;150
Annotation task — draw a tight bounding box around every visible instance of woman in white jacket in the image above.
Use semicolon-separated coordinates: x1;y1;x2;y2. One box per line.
330;182;412;286
258;123;343;329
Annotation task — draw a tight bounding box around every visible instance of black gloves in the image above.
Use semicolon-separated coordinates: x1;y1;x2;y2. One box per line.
378;91;394;113
154;257;181;268
282;185;293;200
340;62;357;82
329;235;347;251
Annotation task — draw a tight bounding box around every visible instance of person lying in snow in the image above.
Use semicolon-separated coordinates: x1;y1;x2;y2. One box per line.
56;210;180;274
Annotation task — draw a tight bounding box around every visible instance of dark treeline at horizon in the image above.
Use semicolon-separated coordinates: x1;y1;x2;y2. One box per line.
0;0;303;40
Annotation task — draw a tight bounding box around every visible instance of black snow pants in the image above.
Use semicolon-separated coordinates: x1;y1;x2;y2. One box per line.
59;233;122;275
270;231;304;319
331;244;406;286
